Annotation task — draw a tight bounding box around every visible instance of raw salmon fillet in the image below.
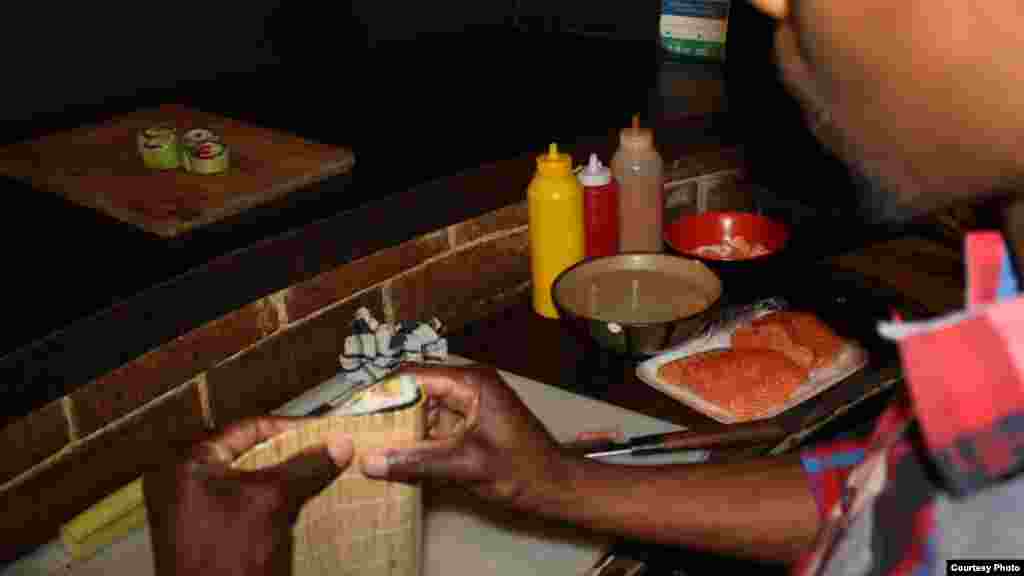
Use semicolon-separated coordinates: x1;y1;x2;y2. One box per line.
657;348;809;419
732;311;844;370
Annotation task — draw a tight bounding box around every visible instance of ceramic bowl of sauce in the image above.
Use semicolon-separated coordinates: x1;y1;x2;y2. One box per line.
552;253;723;357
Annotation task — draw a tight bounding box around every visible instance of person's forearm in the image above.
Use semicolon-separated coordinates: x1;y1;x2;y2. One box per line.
521;454;819;564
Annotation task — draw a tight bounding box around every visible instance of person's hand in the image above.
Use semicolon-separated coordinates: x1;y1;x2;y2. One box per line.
143;417;354;576
359;363;571;511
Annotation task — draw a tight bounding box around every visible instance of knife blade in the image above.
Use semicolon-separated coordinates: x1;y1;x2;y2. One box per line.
563;422;788;459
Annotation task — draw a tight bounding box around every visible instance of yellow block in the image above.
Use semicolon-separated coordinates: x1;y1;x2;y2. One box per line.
61;477;147;561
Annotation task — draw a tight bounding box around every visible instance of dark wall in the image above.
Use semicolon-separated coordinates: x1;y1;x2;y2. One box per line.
351;0;516;44
2;1;519;129
2;3;280;125
723;1;860;219
516;0;660;40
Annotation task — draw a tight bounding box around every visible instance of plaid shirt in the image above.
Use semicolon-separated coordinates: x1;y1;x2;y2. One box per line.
792;232;1024;576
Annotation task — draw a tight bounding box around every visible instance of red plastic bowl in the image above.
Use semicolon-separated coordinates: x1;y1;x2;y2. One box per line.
665;211;790;261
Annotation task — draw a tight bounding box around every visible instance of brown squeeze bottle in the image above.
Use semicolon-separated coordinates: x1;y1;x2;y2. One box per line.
612;115;665;253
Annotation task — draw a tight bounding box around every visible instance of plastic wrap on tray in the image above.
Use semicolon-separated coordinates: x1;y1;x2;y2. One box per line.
667;298;790;353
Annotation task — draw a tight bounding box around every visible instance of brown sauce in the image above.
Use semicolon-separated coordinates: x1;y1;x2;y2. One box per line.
561;270;713;323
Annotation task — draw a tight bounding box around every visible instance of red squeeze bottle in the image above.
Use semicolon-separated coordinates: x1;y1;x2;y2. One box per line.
578;153;620;259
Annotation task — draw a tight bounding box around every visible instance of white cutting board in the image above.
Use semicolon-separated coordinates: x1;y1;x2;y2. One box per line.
422;356;687;576
4;356;686;576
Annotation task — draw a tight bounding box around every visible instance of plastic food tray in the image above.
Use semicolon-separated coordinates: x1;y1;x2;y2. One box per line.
636;314;868;424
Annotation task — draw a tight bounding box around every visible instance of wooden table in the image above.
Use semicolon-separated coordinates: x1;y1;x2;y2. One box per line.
0;104;355;238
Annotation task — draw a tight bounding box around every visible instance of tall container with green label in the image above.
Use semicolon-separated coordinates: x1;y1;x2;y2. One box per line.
660;0;731;62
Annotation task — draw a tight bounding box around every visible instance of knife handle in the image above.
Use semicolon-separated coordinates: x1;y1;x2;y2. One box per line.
563;422;787;455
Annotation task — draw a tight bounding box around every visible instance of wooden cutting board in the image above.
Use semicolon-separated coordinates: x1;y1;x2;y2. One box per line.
0;104;355;238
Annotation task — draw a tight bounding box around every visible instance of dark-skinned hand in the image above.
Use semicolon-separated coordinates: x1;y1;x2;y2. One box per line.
359;363;571;511
144;417;354;576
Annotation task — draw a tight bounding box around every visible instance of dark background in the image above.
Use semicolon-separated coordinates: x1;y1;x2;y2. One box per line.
2;1;843;201
0;2;858;356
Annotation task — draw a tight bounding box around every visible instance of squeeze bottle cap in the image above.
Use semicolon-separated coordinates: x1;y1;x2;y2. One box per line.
578;153;612;187
536;142;572;176
620;114;654;150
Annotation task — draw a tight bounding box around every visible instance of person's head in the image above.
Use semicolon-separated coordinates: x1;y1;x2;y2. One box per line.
746;0;1024;220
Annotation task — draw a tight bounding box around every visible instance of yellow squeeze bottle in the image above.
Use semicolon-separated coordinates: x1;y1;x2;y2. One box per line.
528;143;584;318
